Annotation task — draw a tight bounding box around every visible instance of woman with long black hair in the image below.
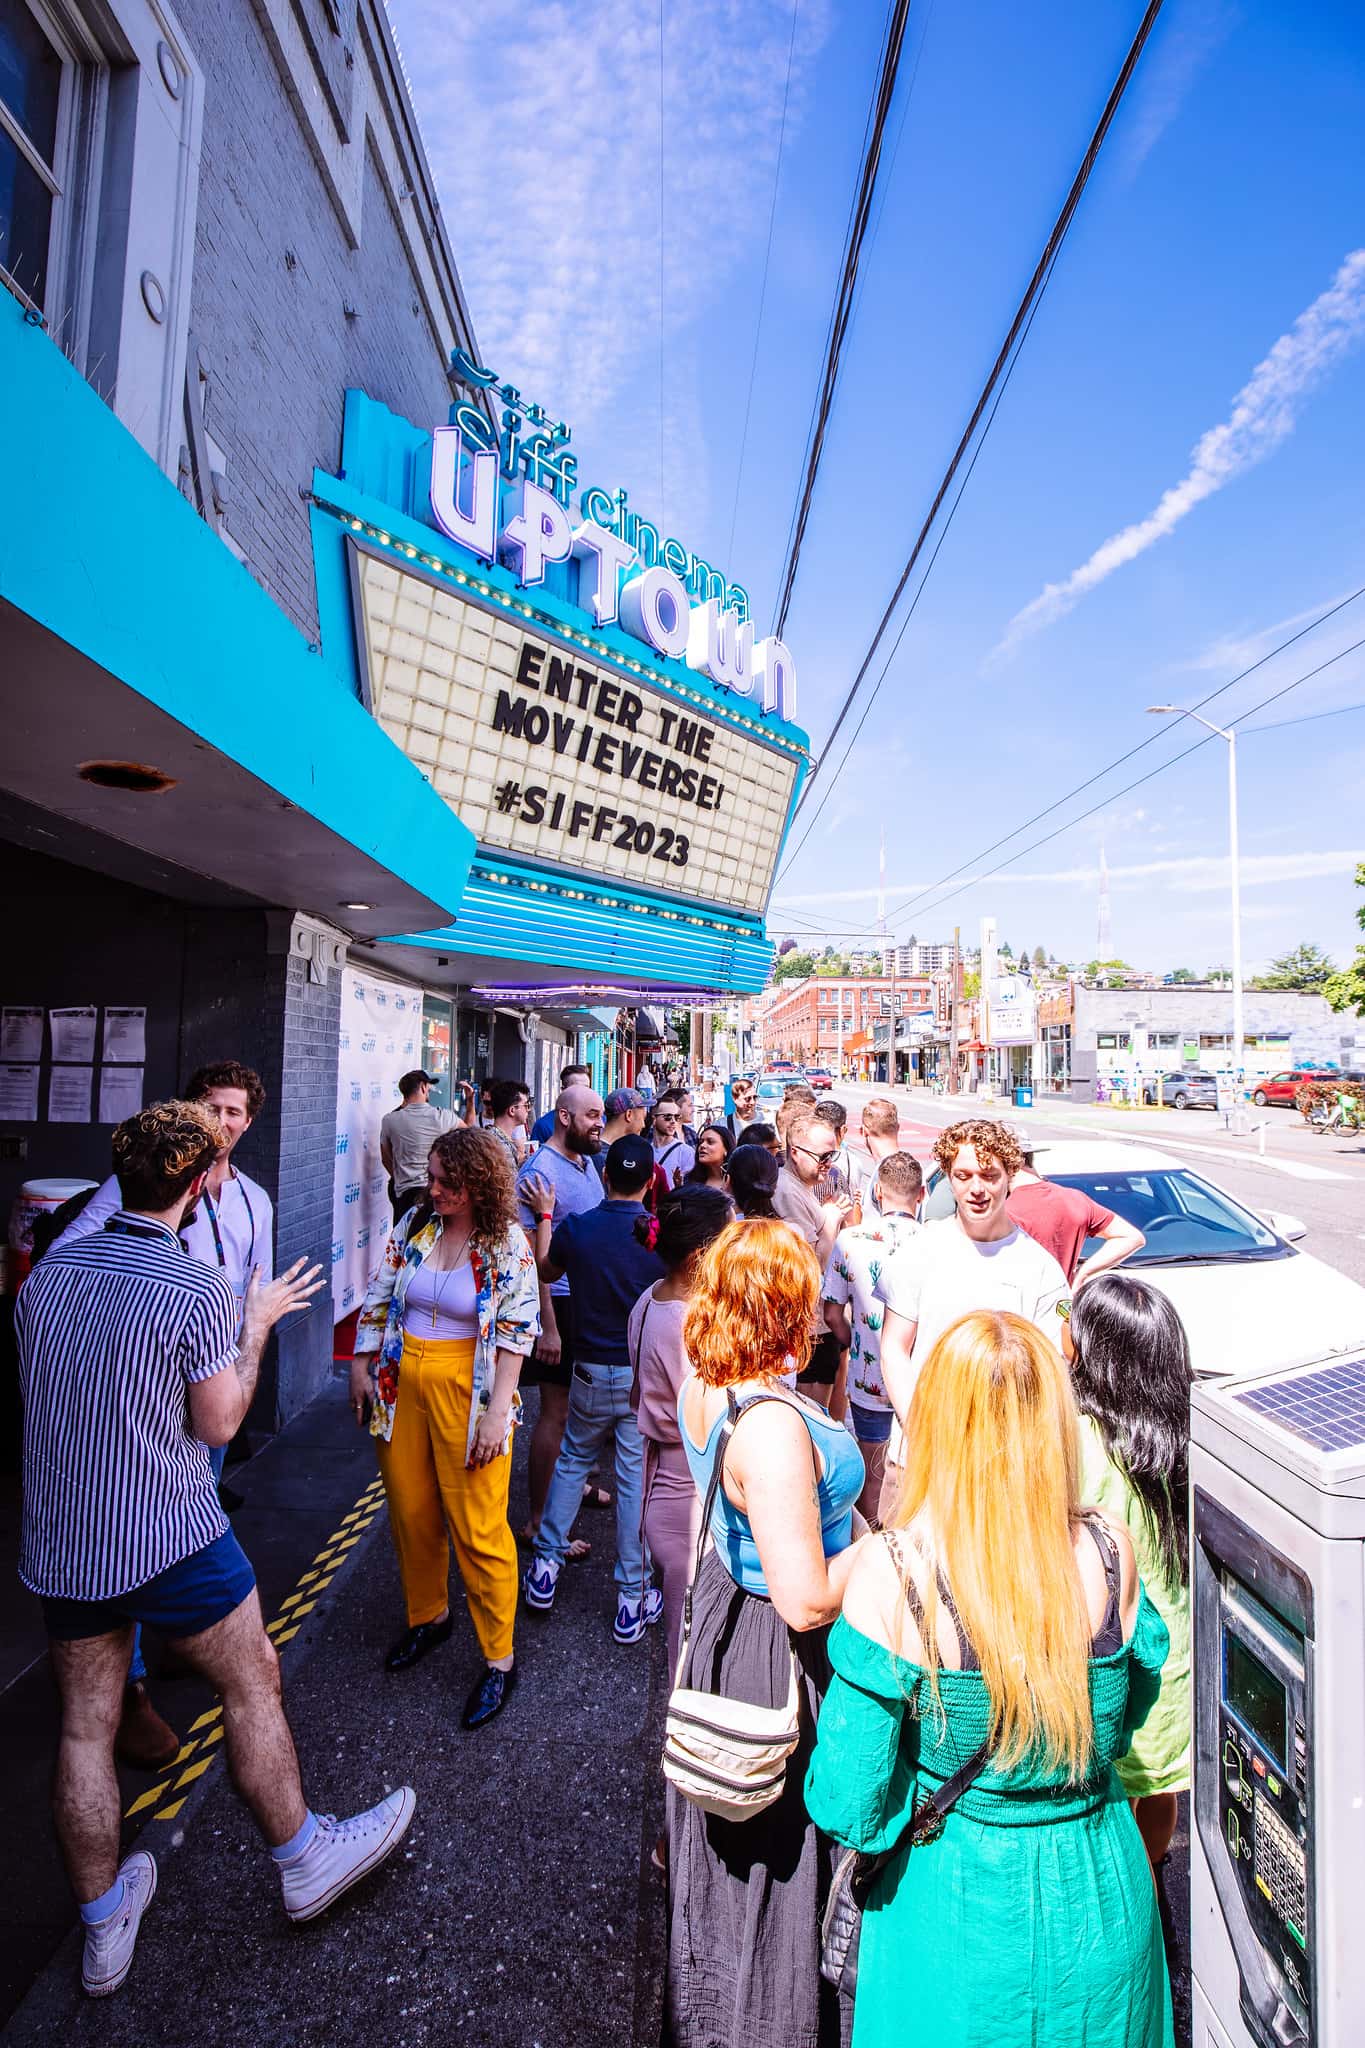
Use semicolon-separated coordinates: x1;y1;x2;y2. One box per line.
1066;1272;1193;1866
726;1142;779;1218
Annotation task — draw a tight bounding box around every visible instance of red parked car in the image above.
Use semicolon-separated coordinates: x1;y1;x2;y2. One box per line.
1251;1068;1336;1108
807;1066;834;1091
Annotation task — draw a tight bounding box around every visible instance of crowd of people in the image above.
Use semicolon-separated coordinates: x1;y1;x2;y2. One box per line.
14;1054;1190;2043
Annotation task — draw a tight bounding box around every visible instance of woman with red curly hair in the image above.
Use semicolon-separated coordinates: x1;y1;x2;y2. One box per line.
669;1216;866;2048
353;1127;539;1730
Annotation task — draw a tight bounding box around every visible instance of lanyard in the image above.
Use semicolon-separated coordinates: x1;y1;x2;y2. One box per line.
195;1175;256;1280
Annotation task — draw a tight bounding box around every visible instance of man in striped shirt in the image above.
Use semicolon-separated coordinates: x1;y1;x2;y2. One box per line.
18;1101;416;1998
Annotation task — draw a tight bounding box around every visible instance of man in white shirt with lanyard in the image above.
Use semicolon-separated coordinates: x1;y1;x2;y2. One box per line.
56;1060;275;1502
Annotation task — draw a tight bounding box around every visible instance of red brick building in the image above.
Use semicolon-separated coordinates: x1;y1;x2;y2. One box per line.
759;975;934;1071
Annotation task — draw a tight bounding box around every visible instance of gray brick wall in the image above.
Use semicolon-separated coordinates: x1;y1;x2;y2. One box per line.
271;951;343;1422
177;0;463;641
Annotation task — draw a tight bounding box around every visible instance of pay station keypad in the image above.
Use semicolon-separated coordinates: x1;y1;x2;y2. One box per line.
1254;1793;1307;1942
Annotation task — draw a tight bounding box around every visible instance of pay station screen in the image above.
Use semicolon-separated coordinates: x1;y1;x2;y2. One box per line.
1226;1633;1289;1772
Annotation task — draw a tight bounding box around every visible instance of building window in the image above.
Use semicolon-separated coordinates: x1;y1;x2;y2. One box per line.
1151;1032;1179;1050
0;0;70;311
1200;1034;1229;1051
1097;1033;1119;1050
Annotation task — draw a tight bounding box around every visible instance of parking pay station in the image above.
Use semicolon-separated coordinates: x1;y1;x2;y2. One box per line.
1190;1352;1365;2047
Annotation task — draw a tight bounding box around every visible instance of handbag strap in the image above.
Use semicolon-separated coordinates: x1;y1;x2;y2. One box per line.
678;1389;800;1653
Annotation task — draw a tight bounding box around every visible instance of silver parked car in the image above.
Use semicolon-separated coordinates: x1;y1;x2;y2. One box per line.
1140;1069;1219;1110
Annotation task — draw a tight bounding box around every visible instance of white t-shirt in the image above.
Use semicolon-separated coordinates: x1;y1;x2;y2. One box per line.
874;1216;1070;1463
821;1209;922;1412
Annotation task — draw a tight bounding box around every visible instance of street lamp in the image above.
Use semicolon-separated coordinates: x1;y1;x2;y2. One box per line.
1147;704;1244;1114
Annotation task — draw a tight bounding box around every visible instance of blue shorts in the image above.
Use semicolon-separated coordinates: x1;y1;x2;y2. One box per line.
41;1527;256;1644
849;1403;893;1445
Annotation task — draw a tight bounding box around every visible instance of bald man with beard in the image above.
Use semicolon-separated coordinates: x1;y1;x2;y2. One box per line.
515;1085;605;1541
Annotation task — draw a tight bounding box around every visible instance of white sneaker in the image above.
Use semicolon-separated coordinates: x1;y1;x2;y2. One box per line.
279;1788;416;1922
81;1850;157;1997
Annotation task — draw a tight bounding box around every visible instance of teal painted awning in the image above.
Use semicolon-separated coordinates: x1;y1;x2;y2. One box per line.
0;296;474;936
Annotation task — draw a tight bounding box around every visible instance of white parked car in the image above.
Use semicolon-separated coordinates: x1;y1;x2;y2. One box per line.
925;1138;1365;1380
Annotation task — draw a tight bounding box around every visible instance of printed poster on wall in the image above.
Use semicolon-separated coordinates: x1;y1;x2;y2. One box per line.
332;966;420;1322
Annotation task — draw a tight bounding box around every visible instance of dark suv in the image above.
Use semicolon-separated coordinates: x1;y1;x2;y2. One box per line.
1141;1069;1219;1110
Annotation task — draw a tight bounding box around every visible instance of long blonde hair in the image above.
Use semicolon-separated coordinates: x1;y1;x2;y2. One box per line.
889;1310;1094;1779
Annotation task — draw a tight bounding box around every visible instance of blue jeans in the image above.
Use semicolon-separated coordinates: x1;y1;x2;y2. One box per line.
534;1361;648;1598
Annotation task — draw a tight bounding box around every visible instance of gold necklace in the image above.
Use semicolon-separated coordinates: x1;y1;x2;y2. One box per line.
427;1230;472;1327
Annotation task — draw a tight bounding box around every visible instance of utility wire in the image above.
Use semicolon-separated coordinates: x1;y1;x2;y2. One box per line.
782;0;1167;841
1242;698;1365;736
771;0;915;638
725;0;801;571
882;632;1365;933
774;598;1365;940
866;583;1365;929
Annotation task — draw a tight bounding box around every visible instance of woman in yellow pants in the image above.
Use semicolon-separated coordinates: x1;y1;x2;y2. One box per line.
352;1126;539;1728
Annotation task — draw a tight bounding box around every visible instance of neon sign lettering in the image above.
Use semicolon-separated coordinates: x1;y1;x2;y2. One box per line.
440;348;793;721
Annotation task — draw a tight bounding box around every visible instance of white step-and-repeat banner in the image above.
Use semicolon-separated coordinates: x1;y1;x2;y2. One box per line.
333;967;421;1321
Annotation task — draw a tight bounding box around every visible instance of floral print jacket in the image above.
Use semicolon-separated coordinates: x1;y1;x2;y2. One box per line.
355;1209;540;1457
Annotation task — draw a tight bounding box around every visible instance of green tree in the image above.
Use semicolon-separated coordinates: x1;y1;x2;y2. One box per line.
773;949;815;982
1325;863;1365;1015
1169;967;1198;983
1251;941;1336;992
1032;945;1047;969
962;968;981;1000
814;952;852;976
998;940;1013;958
1085;958;1130;988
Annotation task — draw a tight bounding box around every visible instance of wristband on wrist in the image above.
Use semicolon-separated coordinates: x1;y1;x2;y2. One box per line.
538;1213;552;1223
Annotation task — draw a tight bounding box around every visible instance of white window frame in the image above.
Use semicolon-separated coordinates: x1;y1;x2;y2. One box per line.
0;0;101;332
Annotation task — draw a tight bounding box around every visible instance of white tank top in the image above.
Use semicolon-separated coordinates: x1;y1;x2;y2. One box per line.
405;1259;479;1340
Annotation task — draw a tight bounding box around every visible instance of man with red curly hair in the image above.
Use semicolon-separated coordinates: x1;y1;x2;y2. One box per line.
873;1120;1070;1521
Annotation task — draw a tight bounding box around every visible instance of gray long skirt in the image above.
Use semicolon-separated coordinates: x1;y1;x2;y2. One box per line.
665;1548;851;2048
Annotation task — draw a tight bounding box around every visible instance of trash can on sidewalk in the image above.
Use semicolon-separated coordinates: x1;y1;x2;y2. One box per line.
1012;1086;1034;1108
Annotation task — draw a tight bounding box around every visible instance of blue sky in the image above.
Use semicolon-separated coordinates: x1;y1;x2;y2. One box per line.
391;0;1365;974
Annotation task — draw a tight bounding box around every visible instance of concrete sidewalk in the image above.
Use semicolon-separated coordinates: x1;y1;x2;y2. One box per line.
0;1386;667;2048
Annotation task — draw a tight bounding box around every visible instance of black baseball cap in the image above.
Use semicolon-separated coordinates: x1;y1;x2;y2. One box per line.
399;1069;435;1094
605;1135;655;1189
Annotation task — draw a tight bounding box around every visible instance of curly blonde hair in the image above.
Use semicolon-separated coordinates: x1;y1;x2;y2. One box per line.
113;1100;226;1210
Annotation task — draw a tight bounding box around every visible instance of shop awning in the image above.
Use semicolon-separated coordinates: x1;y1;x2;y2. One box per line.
634;1009;668;1043
0;297;474;937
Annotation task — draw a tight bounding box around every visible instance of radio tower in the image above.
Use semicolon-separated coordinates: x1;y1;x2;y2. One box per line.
1097;843;1112;960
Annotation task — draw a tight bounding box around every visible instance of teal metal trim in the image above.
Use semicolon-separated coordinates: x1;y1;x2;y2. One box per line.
0;297;476;923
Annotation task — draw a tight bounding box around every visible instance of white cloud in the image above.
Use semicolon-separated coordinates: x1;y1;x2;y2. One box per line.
1183;589;1362;674
992;248;1365;658
774;848;1363;906
1114;2;1235;182
387;0;832;532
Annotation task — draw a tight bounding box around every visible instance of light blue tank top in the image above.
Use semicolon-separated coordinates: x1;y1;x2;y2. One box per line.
679;1389;864;1597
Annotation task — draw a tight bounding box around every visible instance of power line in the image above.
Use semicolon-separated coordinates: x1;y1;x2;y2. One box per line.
867;583;1365;929
1242;698;1365;736
771;0;915;638
880;631;1365;933
771;607;1365;940
781;0;1167;844
725;0;801;572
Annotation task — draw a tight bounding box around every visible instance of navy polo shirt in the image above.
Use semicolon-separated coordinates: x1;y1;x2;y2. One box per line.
548;1201;664;1368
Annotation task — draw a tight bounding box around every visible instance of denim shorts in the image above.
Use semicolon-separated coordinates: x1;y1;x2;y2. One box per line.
849;1402;893;1445
41;1526;256;1644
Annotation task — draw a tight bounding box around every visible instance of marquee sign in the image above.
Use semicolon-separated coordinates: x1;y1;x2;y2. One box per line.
354;549;798;920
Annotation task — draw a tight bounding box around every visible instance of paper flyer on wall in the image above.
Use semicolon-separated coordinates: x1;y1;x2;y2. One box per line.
0;1008;43;1061
102;1008;147;1063
50;1006;97;1063
98;1065;144;1124
48;1065;93;1122
0;1065;40;1120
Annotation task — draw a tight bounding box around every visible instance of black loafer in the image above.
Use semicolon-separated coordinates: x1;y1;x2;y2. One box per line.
461;1661;517;1730
384;1615;454;1672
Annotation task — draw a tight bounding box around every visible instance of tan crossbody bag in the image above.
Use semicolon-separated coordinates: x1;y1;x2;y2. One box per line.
662;1391;803;1822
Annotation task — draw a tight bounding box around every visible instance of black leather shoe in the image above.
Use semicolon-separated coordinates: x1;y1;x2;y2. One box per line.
384;1616;454;1672
461;1661;517;1729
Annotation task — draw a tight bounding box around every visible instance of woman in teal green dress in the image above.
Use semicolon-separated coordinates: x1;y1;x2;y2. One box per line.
806;1309;1173;2048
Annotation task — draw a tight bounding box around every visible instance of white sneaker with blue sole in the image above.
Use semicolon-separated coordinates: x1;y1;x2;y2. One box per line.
615;1585;664;1644
523;1557;562;1610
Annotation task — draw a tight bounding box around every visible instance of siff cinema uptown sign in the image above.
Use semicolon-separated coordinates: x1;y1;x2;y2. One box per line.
431;350;797;726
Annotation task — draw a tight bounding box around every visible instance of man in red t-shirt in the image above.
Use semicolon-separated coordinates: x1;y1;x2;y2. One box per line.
1006;1129;1146;1284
